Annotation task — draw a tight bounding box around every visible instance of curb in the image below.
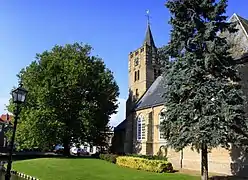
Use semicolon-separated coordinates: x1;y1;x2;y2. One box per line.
14;171;39;180
1;161;39;180
2;168;39;180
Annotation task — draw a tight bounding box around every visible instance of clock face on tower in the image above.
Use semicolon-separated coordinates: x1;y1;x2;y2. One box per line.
134;57;139;66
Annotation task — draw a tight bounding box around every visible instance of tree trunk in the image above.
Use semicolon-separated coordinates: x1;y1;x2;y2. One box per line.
180;149;183;169
201;144;208;180
63;112;71;157
63;138;70;157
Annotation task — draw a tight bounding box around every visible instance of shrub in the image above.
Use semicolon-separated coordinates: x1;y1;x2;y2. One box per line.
116;156;173;173
91;152;100;159
99;154;118;163
126;154;167;161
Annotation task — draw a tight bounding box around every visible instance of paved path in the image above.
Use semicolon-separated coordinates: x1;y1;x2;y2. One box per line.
178;169;248;180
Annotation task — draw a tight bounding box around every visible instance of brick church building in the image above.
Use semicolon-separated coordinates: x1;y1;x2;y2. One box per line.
112;13;248;176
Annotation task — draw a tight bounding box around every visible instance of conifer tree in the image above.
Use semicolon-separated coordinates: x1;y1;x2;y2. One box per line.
161;0;248;179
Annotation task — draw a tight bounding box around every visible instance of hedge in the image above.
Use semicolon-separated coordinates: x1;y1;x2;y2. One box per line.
126;154;167;161
99;154;118;163
116;156;173;173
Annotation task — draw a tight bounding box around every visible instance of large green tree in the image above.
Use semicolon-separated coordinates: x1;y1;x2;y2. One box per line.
158;45;172;73
161;0;248;179
8;43;119;155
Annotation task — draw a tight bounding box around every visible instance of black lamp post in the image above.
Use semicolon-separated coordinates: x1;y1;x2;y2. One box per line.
5;83;28;180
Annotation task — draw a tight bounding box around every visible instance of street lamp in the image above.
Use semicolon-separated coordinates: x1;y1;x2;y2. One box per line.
5;83;28;180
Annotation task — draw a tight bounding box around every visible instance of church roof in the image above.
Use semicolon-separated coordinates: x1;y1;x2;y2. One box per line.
114;13;248;130
135;13;248;111
236;14;248;37
135;75;165;110
115;76;165;130
228;13;248;39
226;13;248;59
144;24;156;48
114;119;126;131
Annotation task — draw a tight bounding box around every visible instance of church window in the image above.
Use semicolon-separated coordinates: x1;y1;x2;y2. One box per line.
134;70;140;82
142;120;146;139
137;117;142;140
159;109;166;140
137;115;145;140
141;48;144;52
135;51;139;55
135;89;139;97
134;57;139;66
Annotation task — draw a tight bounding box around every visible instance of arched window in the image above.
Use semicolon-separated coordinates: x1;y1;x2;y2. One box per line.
159;109;166;140
137;115;145;140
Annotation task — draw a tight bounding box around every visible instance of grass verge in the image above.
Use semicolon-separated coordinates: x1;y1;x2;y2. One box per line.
13;158;199;180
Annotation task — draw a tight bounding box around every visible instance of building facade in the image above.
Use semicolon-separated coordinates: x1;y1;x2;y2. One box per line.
112;13;248;176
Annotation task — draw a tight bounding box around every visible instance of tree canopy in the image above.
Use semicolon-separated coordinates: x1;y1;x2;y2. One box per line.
160;0;248;179
157;45;172;73
8;43;119;155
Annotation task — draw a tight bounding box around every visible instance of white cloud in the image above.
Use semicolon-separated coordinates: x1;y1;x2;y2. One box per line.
109;98;126;127
0;96;10;114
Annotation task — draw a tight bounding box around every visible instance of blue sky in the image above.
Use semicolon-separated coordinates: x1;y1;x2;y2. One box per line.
0;0;246;126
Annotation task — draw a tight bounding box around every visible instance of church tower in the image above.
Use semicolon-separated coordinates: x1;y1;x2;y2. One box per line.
127;19;161;104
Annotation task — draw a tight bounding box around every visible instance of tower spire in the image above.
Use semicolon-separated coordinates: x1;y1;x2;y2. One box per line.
144;10;156;48
146;10;150;25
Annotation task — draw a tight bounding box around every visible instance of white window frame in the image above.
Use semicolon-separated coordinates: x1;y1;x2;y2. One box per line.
159;109;166;141
137;115;145;141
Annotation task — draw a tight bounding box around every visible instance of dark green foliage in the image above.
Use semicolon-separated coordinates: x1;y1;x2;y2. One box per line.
161;0;248;152
99;154;118;163
8;43;119;154
126;154;168;161
157;45;172;73
161;2;248;177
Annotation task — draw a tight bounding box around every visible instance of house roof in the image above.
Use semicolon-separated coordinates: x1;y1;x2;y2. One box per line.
135;75;165;111
0;114;13;124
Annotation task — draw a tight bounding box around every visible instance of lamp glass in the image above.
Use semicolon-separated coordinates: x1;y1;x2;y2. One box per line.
12;85;28;103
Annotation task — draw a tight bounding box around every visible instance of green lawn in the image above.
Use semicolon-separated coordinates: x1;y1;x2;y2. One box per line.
12;158;199;180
